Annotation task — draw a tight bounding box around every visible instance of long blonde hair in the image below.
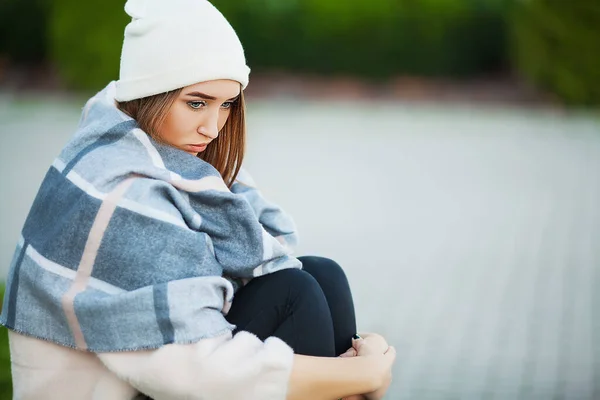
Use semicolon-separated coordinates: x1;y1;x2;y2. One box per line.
117;88;246;187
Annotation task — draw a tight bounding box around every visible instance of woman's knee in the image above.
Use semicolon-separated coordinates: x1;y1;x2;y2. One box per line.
270;269;333;330
298;256;349;286
268;267;325;299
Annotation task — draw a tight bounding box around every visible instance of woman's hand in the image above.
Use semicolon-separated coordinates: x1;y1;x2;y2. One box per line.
288;348;396;400
339;333;395;400
339;333;388;358
353;333;389;356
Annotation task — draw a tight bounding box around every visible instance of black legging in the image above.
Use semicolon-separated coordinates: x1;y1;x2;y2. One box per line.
226;256;357;357
137;257;357;399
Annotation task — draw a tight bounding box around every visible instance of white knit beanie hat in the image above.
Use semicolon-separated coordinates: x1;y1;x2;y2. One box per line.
115;0;250;102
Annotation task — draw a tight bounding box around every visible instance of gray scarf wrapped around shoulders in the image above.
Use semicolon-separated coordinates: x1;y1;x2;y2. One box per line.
0;82;301;352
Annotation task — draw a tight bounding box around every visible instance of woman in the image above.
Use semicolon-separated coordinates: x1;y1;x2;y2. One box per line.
0;0;396;399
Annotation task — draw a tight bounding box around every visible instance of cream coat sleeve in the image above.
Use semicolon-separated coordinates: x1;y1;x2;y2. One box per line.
97;331;294;400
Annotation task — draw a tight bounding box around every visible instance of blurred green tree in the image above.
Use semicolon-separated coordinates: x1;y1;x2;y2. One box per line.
511;0;600;106
49;0;129;90
218;0;508;79
0;0;48;63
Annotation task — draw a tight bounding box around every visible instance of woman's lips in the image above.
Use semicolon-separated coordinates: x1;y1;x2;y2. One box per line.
188;143;208;152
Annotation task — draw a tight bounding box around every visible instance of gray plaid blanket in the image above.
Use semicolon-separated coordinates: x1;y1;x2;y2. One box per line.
0;82;301;352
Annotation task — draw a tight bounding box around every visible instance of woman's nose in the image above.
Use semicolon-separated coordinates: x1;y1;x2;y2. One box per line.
198;110;219;139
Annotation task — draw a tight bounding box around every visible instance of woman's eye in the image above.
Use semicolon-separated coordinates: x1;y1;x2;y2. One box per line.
187;101;206;109
221;101;233;109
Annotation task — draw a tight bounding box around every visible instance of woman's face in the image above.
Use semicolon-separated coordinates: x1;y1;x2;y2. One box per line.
158;79;241;156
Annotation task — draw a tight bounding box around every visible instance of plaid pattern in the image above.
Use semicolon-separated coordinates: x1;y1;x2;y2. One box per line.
0;82;301;352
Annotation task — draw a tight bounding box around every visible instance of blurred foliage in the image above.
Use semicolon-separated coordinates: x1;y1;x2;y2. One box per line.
510;0;600;106
0;284;11;400
0;0;598;106
44;0;508;90
0;0;48;63
218;0;509;79
48;0;130;90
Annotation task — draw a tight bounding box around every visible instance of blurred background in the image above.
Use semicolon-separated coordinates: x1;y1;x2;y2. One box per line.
0;0;599;399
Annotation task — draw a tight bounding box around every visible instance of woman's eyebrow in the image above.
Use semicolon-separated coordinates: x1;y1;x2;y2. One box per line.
186;91;240;101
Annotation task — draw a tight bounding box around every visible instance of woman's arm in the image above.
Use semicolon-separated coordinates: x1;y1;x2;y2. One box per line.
287;352;395;400
98;331;293;400
97;331;395;400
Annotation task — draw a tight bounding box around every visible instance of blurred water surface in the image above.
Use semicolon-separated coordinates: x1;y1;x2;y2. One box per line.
1;95;599;399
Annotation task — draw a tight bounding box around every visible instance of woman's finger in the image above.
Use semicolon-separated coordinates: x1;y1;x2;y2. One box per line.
384;346;397;361
351;334;364;351
339;348;356;358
